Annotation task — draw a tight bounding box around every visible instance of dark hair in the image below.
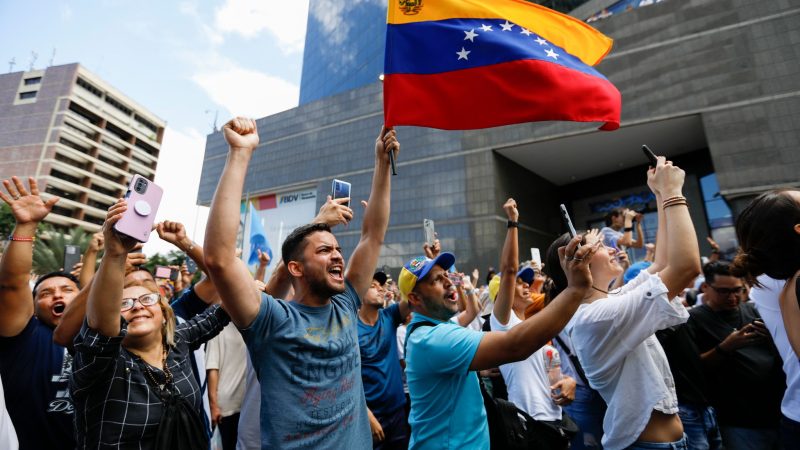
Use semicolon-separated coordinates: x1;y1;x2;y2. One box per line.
485;267;496;286
702;261;734;285
604;207;625;227
543;232;572;301
731;189;800;285
281;223;333;264
33;271;80;297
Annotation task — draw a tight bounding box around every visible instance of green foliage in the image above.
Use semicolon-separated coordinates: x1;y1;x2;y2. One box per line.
0;203;14;237
32;225;93;275
142;250;185;273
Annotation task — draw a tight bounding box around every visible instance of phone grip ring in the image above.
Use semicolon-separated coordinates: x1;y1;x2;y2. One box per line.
134;201;152;216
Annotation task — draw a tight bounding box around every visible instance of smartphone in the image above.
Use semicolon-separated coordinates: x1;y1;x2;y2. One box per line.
63;245;81;271
331;179;351;207
114;175;163;242
448;273;462;286
185;256;198;274
423;219;435;246
169;268;179;282
641;145;659;167
530;248;541;267
559;204;577;238
154;265;171;279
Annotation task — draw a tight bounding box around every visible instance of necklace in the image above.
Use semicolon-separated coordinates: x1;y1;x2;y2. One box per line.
140;346;173;392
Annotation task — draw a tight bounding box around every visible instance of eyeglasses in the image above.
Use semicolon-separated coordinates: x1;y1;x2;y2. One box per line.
708;285;746;296
121;293;160;312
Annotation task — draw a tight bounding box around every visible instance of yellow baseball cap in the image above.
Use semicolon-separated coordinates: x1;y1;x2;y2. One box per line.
398;253;455;300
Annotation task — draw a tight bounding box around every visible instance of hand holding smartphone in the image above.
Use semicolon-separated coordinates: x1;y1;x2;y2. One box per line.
423;219;435;247
331;179;351;207
114;175;163;242
63;245;81;272
559;204;578;239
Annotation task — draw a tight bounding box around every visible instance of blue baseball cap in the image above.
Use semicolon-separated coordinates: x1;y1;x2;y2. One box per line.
517;267;535;285
398;252;456;299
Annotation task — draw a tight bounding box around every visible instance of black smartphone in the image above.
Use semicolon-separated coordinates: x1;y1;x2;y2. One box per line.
63;245;81;271
559;204;577;238
185;256;198;274
641;145;659;167
331;179;351;207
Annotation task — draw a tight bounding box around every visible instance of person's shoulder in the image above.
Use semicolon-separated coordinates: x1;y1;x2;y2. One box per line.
0;315;47;348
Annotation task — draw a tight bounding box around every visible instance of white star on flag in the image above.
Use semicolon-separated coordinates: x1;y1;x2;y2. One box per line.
520;28;533;36
545;48;559;59
500;20;514;31
456;47;471;60
480;24;493;32
464;29;478;42
535;37;548;46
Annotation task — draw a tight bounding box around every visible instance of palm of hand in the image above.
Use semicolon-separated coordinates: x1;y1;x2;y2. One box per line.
12;196;51;223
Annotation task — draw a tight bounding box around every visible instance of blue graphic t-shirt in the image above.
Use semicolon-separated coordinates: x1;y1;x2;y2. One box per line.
0;316;75;449
241;281;371;450
358;303;406;416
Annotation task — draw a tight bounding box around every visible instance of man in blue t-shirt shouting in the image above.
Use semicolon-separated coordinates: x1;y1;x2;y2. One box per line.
358;271;410;449
0;176;77;450
400;199;596;449
204;117;399;450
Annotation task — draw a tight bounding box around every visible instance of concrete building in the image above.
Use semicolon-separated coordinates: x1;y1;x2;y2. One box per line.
0;63;164;231
199;0;800;275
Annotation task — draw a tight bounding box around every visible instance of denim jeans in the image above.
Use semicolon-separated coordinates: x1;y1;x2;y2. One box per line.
563;384;606;449
719;425;780;450
626;434;688;450
677;403;721;450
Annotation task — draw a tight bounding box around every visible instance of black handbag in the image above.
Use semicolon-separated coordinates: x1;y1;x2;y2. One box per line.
153;389;210;450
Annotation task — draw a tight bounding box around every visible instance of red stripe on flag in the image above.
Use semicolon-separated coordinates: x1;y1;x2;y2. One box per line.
384;59;620;131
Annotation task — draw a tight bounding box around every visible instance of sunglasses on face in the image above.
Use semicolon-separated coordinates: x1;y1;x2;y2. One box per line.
121;293;160;312
709;285;746;296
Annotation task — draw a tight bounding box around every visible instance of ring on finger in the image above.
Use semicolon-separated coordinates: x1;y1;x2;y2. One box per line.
12;195;19;200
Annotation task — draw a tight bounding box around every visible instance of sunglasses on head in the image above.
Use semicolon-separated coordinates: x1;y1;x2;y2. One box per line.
121;293;160;312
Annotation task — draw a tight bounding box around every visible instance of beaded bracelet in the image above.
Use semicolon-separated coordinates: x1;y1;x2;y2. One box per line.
8;235;35;242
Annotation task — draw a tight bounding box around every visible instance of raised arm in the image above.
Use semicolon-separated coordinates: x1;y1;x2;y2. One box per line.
204;117;262;328
470;237;597;371
0;177;59;337
345;127;398;299
254;249;270;282
453;275;480;326
79;232;104;289
647;176;668;274
648;157;701;297
493;199;520;326
87;199;139;337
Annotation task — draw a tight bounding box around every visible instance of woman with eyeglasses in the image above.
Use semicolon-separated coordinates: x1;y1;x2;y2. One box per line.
731;189;800;448
543;157;701;450
70;199;230;449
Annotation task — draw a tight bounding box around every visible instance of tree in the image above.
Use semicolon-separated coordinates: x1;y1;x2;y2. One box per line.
0;203;15;238
32;225;93;275
142;250;184;274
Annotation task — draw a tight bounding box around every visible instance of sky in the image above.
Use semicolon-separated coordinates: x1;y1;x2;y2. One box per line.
0;0;313;255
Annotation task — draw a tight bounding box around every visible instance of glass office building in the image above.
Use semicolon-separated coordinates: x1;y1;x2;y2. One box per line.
298;0;387;105
200;0;800;276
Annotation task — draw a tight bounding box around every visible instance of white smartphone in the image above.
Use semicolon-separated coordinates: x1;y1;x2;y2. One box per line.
530;248;541;267
423;219;435;246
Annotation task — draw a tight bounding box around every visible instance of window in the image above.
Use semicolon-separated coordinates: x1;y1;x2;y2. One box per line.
19;91;37;100
76;77;102;97
24;77;42;85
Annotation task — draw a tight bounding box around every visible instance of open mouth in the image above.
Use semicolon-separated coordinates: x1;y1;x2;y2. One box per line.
328;266;344;282
446;290;458;303
52;302;66;316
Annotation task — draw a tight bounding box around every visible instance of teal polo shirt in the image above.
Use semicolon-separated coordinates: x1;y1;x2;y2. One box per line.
406;313;489;449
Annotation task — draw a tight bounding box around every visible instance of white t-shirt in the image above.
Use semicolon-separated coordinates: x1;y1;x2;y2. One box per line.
205;322;248;416
0;374;18;450
566;271;688;450
750;275;800;422
490;311;562;421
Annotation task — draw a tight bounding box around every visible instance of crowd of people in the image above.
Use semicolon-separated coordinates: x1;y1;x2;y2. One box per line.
0;117;798;450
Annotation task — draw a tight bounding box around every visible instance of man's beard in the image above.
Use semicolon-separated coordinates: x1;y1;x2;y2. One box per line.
307;274;345;299
422;295;457;321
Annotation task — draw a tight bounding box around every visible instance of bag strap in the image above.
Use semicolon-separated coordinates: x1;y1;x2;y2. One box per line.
554;334;591;387
403;320;438;357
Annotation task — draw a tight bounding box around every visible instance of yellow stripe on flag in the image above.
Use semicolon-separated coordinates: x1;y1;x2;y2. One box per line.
387;0;613;66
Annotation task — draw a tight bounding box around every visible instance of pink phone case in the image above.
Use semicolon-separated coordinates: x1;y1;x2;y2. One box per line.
114;174;162;242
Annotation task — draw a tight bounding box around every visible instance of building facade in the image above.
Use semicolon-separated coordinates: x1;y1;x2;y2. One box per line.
0;63;164;231
200;0;800;276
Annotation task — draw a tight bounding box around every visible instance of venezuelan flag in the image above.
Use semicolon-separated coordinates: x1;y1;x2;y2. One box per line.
384;0;621;131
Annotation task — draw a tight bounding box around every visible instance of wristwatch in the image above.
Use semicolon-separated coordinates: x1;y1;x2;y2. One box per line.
507;220;518;228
